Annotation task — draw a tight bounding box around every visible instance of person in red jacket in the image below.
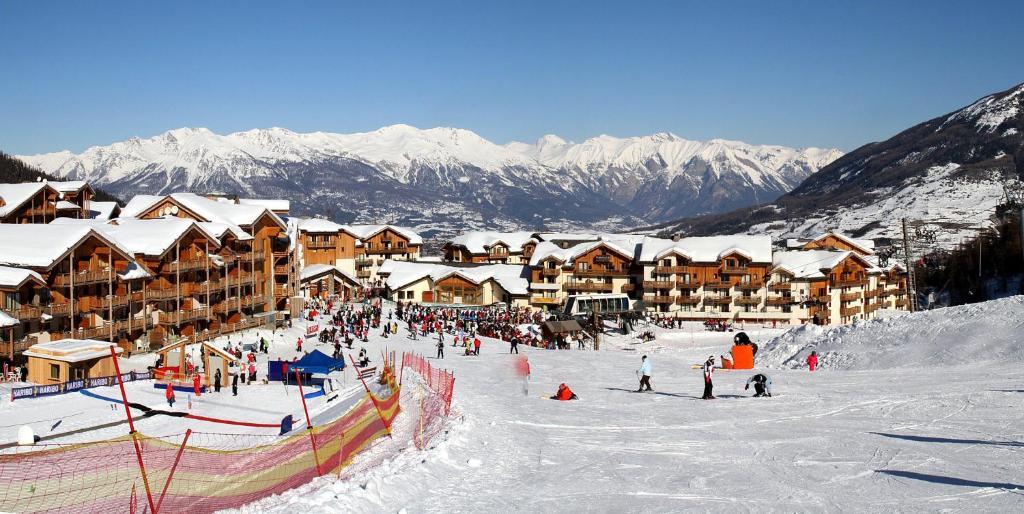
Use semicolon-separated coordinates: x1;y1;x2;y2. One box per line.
551;383;578;401
807;351;819;372
165;382;176;408
473;337;481;356
296;337;303;353
192;373;201;397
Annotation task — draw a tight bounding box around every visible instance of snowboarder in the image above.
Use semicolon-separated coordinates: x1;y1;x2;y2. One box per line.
807;351;819;372
213;368;222;393
165;382;176;407
637;355;653;392
436;339;444;359
701;355;715;400
744;373;773;397
551;383;578;401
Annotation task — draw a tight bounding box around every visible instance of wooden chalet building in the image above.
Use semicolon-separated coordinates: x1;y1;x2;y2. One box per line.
442;232;538;264
293;218;422;290
526;238;640;309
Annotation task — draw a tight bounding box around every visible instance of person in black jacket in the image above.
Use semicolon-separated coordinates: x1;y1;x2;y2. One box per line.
231;373;239;396
213;368;222;393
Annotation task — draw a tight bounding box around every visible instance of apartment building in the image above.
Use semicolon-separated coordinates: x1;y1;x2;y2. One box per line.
292;218;422;289
442;232;538;264
377;260;529;307
527;239;639;309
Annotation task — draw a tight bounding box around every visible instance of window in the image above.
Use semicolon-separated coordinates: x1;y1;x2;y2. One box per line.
50;363;60;380
578;262;589;272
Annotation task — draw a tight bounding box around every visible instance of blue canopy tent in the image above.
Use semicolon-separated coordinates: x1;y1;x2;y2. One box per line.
291;349;345;375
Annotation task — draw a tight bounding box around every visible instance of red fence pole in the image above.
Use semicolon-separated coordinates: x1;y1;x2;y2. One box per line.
155;428;192;512
294;369;323;476
348;354;392;437
109;346;158;514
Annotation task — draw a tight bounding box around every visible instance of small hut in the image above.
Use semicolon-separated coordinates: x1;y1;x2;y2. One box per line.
200;341;239;386
155;339;191;381
540;319;585;349
23;339;122;384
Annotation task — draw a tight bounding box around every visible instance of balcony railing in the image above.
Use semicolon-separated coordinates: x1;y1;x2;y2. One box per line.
100;294;130;309
564;282;614;293
365;247;410;255
649;295;674;304
704;281;732;290
770;282;794;291
654;265;688;275
864;289;880;298
642;280;675;289
736;296;762;306
620;284;636;292
676;295;700;305
5;306;42;321
530;297;561;305
53;269;111;286
213;299;240;314
895;299;910;308
721;266;749;275
167;259;209;273
704;295;732;305
840;292;860;302
832;279;867;288
736;282;764;290
574;269;629;277
306;240;335;249
356;270;372;278
840;306;862;317
158;309;209;325
767;296;795;306
676;280;701;289
274;265;290;275
273;285;290;297
45;303;72;317
541;268;561;277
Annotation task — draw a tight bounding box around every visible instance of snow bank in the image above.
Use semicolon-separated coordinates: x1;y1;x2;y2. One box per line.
758;296;1024;370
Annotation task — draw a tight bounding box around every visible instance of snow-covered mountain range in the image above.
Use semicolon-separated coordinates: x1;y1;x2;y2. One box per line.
654;82;1024;249
17;126;840;240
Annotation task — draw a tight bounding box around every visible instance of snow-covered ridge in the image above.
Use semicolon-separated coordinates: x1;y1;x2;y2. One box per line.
17;124;841;194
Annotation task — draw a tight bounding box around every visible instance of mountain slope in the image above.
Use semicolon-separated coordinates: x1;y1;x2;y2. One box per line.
652;82;1024;247
0;151;121;204
17;126;839;240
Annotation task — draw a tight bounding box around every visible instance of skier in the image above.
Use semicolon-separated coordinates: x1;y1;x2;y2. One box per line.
637;355;653;392
807;351;819;372
165;382;176;407
551;383;578;401
436;339;445;359
213;368;222;393
744;373;773;397
701;355;716;400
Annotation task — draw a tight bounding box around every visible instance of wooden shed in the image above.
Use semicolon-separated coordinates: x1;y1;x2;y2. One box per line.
540;320;584;339
200;341;239;387
22;339;122;384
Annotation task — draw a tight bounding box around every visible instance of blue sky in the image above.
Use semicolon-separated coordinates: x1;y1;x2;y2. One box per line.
2;1;1022;154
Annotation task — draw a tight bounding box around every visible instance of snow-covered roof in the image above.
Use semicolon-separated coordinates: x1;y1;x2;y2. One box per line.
772;250;853;279
48;180;90;194
0;310;18;328
23;339;122;362
380;260;529;296
54;200;80;210
447;231;538;254
807;232;875;255
300;264;360;285
342;224;423;245
198;221;253;241
238;198;290;212
295;217;345;234
0;224;133;269
534;232;600;243
0;183;49;217
637;235;773;263
0;265;45;289
119;260;152;281
785;238;809;249
121;193;286;229
527;238;636;267
88;201;119;220
52;217;221;257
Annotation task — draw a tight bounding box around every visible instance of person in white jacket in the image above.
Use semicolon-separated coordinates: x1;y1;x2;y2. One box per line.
701;355;715;400
637;355;653;392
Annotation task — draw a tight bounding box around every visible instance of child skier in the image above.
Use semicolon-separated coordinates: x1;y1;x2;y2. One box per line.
701;355;716;400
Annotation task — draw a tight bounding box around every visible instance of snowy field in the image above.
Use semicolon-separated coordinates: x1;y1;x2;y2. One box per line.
5;298;1024;512
247;297;1024;512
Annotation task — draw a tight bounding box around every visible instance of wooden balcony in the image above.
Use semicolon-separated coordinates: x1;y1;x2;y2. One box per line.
832;279;867;288
704;281;732;290
840;292;860;302
6;306;42;321
53;269;110;286
704;295;732;305
158;309;209;325
249;250;267;261
864;303;879;314
721;266;750;275
274;265;290;275
306;240;335;249
770;282;794;291
654;265;688;275
365;247;410;255
840;306;862;317
767;296;795;306
530;297;561;305
575;269;630;278
676;295;700;305
213;299;240;314
146;287;179;300
564;282;614;293
895;299;910;308
76;297;102;312
676;280;701;289
167;259;209;273
620;283;636;292
541;268;561;277
45;302;72;317
100;294;130;309
736;296;762;306
649;295;675;304
236;274;255;286
355;255;373;264
642;280;675;289
736;282;764;291
273;285;290;297
356;270;372;278
863;289;881;298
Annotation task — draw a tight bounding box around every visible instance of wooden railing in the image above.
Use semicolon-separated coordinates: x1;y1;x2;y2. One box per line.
365;247;410;255
642;280;675;289
649;295;674;304
840;305;862;317
676;295;700;305
541;268;561;277
736;296;762;306
530;297;560;305
167;259;209;273
721;266;749;275
146;287;179;300
575;269;630;277
620;283;636;292
100;294;130;309
654;265;688;275
770;282;793;291
736;282;764;290
767;296;795;306
45;303;72;317
677;280;701;289
356;270;372;278
563;282;614;293
704;281;732;289
53;269;110;286
832;279;867;288
840;292;860;302
5;306;42;321
704;295;732;304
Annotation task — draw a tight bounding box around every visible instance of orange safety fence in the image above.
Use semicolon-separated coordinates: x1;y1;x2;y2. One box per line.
400;352;455;450
0;352;454;514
